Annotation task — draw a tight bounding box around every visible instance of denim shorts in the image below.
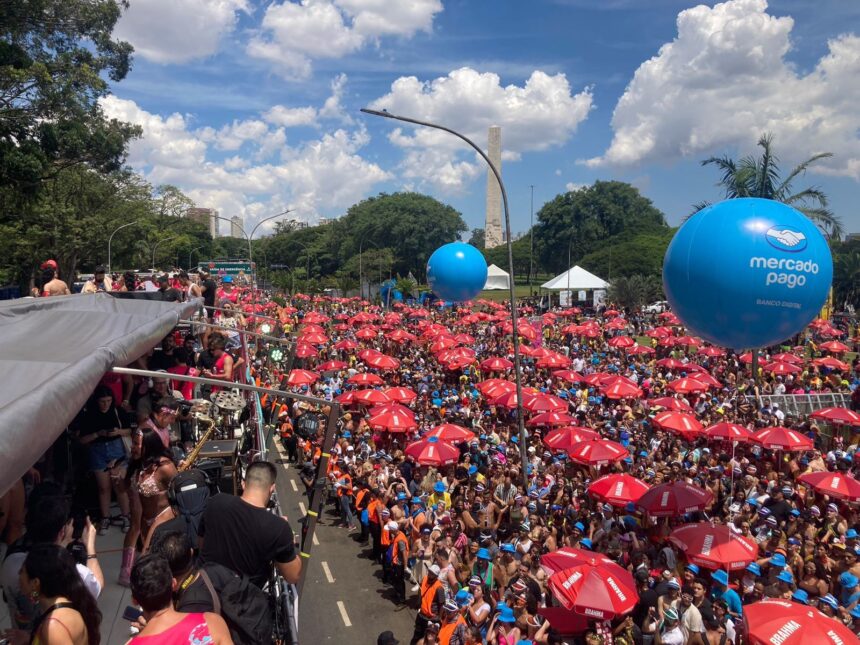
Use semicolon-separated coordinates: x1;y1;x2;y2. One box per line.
88;438;127;472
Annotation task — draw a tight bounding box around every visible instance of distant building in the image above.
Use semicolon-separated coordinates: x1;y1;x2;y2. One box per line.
318;217;333;226
187;207;219;237
230;215;244;238
282;219;309;230
847;232;860;241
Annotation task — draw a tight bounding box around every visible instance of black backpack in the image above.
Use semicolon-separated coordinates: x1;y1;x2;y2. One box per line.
168;468;211;545
295;413;319;439
199;565;273;644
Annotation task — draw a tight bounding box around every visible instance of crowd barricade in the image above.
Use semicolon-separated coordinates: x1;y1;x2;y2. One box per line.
754;392;852;417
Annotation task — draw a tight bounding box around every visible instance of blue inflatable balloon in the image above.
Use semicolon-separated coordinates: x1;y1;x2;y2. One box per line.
663;198;832;349
427;242;488;302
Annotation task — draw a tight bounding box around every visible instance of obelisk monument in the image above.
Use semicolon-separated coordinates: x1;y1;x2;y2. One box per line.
484;126;503;248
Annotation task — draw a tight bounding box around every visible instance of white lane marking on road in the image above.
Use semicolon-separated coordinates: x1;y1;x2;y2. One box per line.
313;533;319;546
299;501;306;515
321;561;335;583
337;601;352;627
290;479;298;492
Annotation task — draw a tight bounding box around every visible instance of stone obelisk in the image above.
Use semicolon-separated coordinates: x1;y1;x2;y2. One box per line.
484;126;503;248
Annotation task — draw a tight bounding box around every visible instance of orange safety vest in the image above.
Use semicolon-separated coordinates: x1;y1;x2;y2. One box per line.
411;511;426;542
337;473;353;497
381;523;393;547
419;577;442;618
438;615;466;645
355;488;369;511
391;531;409;565
367;499;381;524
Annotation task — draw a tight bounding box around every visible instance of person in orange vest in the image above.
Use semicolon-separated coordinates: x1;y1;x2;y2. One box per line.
335;463;356;531
410;564;445;645
354;481;371;543
388;521;410;605
437;600;467;645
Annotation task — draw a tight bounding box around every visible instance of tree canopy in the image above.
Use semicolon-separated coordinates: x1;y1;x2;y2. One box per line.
578;225;676;280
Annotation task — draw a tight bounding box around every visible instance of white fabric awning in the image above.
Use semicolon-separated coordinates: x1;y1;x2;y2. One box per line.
0;293;200;495
483;264;510;290
541;265;609;290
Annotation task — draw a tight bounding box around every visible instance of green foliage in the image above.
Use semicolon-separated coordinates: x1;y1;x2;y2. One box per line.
533;181;667;275
579;226;676;280
468;228;485;249
607;274;664;310
831;238;860;310
483;235;531;279
0;0;137;192
699;133;842;239
396;276;417;298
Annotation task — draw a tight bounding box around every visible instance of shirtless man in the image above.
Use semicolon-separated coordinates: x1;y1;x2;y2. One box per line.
34;260;70;297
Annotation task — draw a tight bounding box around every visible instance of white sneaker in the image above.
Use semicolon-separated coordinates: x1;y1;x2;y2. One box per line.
411;584;419;592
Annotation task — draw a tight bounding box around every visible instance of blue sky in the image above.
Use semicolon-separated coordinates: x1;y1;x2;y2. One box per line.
102;0;860;238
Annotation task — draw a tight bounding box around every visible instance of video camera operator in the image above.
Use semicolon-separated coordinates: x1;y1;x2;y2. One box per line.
199;461;301;587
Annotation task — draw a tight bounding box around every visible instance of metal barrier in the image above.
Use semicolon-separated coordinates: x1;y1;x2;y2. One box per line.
754;393;852;418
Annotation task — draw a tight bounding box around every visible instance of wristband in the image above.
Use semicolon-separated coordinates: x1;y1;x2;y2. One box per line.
87;554;98;560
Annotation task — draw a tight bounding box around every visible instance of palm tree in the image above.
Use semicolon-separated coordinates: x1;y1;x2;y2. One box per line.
695;133;842;239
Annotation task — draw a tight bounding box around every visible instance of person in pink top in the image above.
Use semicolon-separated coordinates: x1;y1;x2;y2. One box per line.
127;554;231;644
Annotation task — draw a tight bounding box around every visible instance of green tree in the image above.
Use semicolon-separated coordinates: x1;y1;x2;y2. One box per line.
0;0;137;193
483;235;531;280
607;274;663;310
698;133;842;238
578;226;676;280
533;181;667;275
468;228;485;249
831;239;860;309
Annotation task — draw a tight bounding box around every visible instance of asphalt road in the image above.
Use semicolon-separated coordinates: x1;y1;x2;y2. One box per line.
270;438;417;645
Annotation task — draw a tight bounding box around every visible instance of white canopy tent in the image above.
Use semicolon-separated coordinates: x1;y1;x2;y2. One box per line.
483;264;510;290
541;265;609;290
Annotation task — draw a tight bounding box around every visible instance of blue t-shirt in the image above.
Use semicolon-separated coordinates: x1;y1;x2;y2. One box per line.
712;586;743;616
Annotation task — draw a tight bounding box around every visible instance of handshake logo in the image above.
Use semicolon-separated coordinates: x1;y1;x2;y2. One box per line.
766;226;807;252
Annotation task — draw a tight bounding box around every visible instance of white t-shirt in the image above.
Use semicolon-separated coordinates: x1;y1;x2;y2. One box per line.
660;625;687;645
1;551;101;629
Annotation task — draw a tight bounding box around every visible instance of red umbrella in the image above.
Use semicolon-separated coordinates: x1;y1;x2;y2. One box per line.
389;329;417;343
552;369;584;383
811;357;850;370
797;471;860;501
352;389;391;406
286;369;319;386
705;422;754;443
543;426;600;451
536;353;571;369
454;333;475;344
405;436;459;466
335;391;355;405
743;598;858;645
669;523;758;570
667;377;709;394
333;339;358;351
607;335;635;348
348;372;384;386
492;388;540;409
566;439;629;466
302;312;329;323
366;354;400;370
522;393;567;413
527;411;576;427
540;547;616;575
652;411;704;439
697;346;725;357
547;558;638;620
770;352;802;364
384;387;417;403
627;344;655;355
477;379;515;397
480;357;513;372
689;372;721;388
810;407;860;426
294;343;317;358
647;397;691;412
602;377;643;400
819;340;850;353
355;327;378;340
656;358;686;369
300;323;325;334
763;361;801;375
369;403;414;416
430;337;458;353
298;331;328;345
582;372;613;387
636;481;714;517
587;474;650;507
368;409;416;433
751;427;813;451
317;360;347;371
426;424;475;443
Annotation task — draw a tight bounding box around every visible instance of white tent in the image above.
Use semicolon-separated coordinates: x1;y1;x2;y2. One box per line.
541;265;609;290
483;263;510;290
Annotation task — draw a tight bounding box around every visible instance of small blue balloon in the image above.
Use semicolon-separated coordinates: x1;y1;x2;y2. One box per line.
426;242;488;302
663;198;832;349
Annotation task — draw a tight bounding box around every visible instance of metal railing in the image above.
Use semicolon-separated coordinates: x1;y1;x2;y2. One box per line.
753;393;852;418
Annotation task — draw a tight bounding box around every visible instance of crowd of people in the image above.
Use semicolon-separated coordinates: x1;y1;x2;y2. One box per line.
3;264;860;644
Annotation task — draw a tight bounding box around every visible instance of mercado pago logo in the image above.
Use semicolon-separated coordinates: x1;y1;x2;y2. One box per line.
748;225;820;290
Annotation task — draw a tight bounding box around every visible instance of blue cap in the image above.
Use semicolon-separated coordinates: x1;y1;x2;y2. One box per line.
501;543;516;553
746;563;761;576
221;275;233;283
792;589;809;604
342;431;351;438
711;570;729;586
847;529;859;539
686;564;701;575
840;572;859;588
477;547;491;560
746;498;759;507
851;605;860;620
412;497;423;505
819;594;839;610
777;570;794;584
770;554;786;568
396;492;407;501
790;509;801;517
434;482;446;493
580;538;593;550
574;522;585;532
497;607;516;623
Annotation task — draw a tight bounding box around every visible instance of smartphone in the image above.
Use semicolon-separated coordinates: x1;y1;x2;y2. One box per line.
71;512;87;540
122;606;144;622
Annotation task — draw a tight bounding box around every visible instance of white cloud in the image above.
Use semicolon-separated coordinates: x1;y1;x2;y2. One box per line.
368;67;593;193
565;182;586;192
100;94;391;228
264;106;318;128
247;0;442;78
114;0;247;64
586;0;860;181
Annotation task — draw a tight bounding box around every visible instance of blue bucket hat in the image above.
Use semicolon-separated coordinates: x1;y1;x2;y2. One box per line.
477;548;491;561
686;563;700;575
819;594;839;610
711;570;729;586
434;482;446;493
500;543;516;554
840;572;859;589
580;538;593;550
792;589;809;604
770;553;786;568
746;563;762;576
847;529;859;539
777;570;794;584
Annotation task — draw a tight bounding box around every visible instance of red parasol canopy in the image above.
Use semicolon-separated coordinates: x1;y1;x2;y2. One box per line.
587;474;650;507
368;409;417;432
705;422;754;443
522;392;568;413
317;360;347;371
333;339;358;351
405;436;459;466
819;340;850;353
810;407;860;426
636;481;714;517
669;523;758;570
601;376;643;400
566;439;629;466
647;397;692;412
743;599;858;645
543;426;600;451
294;343;317;358
607;335;635;348
666;377;709;394
652;411;704;439
365;354;400;370
348;372;384;386
540;547;616;574
527;411;576;427
425;424;475;443
383;387;417;403
480;357;513;372
547;558;638;620
352;389;391;405
552;369;584;383
751;427;813;451
286;369;319;386
797;471;860;501
763;361;801;375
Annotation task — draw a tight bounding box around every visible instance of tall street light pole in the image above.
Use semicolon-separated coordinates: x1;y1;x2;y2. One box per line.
212;209;292;265
188;245;205;270
107;220;141;274
151;236;176;270
360;107;529;491
529;185;534;295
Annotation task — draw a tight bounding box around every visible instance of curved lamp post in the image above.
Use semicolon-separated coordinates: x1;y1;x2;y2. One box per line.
107;220;141;274
151;235;176;270
188;245;205;270
360;107;529;490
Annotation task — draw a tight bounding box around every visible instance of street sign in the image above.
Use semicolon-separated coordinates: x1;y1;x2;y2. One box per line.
199;260;252;277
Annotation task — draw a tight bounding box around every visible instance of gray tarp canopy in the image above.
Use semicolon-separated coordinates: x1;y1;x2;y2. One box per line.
0;294;200;495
